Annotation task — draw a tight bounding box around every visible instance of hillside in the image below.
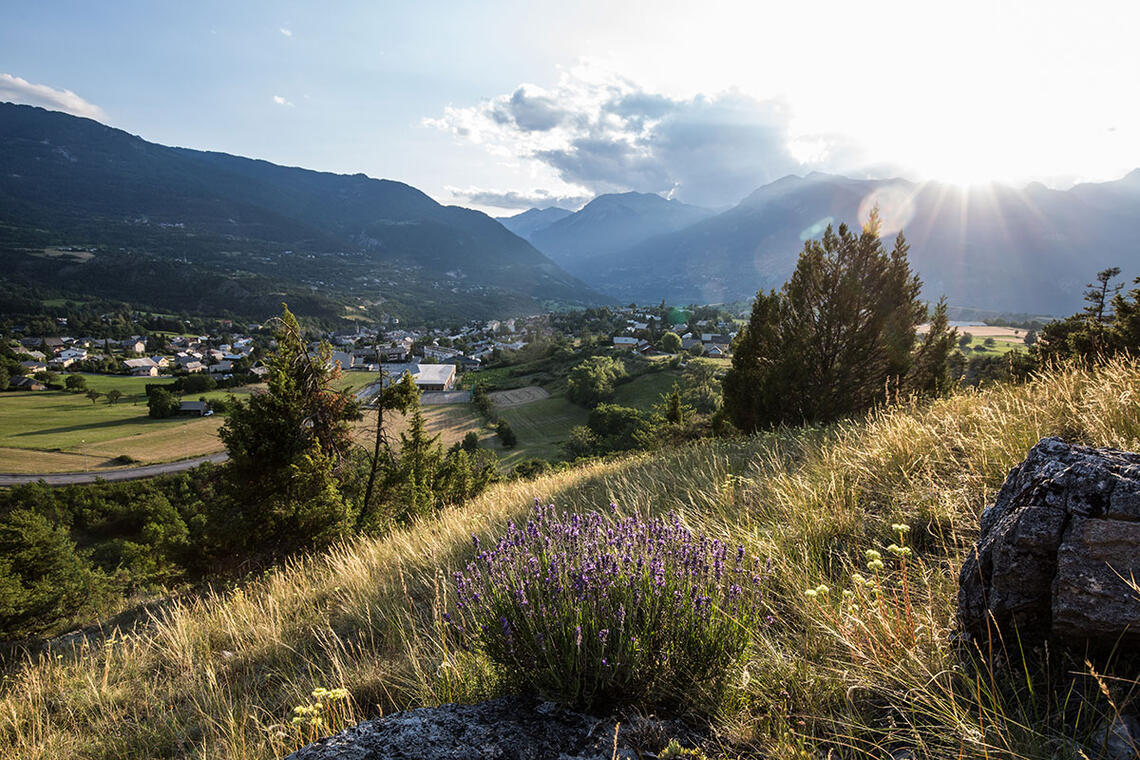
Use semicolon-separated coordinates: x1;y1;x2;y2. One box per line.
528;191;713;272
0;103;605;321
573;172;1140;315
4;359;1139;758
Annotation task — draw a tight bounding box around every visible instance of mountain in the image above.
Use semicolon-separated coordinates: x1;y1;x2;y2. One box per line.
573;172;1140;315
0;103;605;321
527;192;714;273
496;206;574;240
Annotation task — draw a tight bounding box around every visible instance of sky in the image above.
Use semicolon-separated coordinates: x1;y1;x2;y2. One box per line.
3;0;1139;215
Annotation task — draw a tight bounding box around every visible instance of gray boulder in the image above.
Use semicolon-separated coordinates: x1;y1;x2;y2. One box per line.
958;437;1140;646
284;695;702;760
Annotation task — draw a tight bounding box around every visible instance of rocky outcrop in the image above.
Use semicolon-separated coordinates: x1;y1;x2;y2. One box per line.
958;437;1140;646
284;696;703;760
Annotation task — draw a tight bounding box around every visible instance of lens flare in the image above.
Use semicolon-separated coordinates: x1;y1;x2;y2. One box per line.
799;216;834;241
858;185;917;236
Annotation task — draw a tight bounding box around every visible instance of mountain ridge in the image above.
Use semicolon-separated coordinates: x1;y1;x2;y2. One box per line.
0;102;606;321
559;172;1140;314
528;191;714;272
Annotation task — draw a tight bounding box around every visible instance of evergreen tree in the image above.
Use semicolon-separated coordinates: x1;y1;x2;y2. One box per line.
359;370;419;530
218;305;360;555
496;420;518;448
905;298;958;397
1035;268;1129;363
0;509;97;639
723;215;932;431
664;383;685;424
398;403;442;520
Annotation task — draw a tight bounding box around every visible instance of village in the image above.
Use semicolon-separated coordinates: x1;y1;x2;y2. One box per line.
0;304;739;475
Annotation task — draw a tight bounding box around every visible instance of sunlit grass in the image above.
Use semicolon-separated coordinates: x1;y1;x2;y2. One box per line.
2;359;1139;758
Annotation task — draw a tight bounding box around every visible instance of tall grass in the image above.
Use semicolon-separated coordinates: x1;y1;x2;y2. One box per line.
1;359;1139;758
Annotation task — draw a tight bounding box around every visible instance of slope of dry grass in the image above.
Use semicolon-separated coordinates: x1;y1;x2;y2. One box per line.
3;360;1139;759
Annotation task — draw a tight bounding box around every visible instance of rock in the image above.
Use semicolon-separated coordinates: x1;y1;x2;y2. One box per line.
1096;713;1140;760
284;695;703;760
958;437;1140;646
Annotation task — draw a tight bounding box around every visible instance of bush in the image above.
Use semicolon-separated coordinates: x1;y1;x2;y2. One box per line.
496;420;517;448
566;356;626;407
147;387;180;418
452;504;762;712
511;458;550;479
177;373;217;394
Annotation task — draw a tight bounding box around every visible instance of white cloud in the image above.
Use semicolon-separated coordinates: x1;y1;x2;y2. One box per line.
425;63;858;208
279;27;293;37
444;185;591;211
272;95;294;107
0;73;106;120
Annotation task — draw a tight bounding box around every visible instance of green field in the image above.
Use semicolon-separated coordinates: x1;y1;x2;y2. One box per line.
497;395;590;464
0;376;256;473
958;336;1027;357
611;370;682;408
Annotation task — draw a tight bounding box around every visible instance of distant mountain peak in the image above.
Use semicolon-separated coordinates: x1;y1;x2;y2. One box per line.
495;205;575;240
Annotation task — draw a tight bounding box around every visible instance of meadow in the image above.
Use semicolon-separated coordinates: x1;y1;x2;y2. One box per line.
0;377;238;473
3;359;1138;758
0;373;378;474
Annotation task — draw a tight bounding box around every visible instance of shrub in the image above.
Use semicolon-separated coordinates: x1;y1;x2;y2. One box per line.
496;420;517;448
452;503;763;712
566;356;626;407
177;373;217;394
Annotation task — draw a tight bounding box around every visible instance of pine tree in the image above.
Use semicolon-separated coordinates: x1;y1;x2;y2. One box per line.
218;305;360;555
904;298;958;397
723;216;932;431
398;403;442;520
0;510;97;638
664;383;685;424
359;370;419;530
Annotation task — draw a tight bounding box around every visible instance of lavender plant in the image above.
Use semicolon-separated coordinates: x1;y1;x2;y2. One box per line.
451;501;764;712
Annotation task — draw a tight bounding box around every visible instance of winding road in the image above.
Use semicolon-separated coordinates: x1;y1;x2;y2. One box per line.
0;452;228;487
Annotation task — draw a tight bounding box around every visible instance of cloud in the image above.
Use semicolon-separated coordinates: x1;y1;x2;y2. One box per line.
279;27;293;37
272;95;294;107
0;73;105;120
444;185;592;211
426;64;860;208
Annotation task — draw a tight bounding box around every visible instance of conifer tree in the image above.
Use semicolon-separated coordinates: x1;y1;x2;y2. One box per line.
723;215;933;431
218;305;360;555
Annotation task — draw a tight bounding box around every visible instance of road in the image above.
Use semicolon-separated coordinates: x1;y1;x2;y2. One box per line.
0;452;228;487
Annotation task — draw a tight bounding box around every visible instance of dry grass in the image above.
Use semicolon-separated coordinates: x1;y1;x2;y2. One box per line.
2;359;1140;758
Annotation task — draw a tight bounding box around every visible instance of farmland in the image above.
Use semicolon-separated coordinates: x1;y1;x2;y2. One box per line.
0;375;253;473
